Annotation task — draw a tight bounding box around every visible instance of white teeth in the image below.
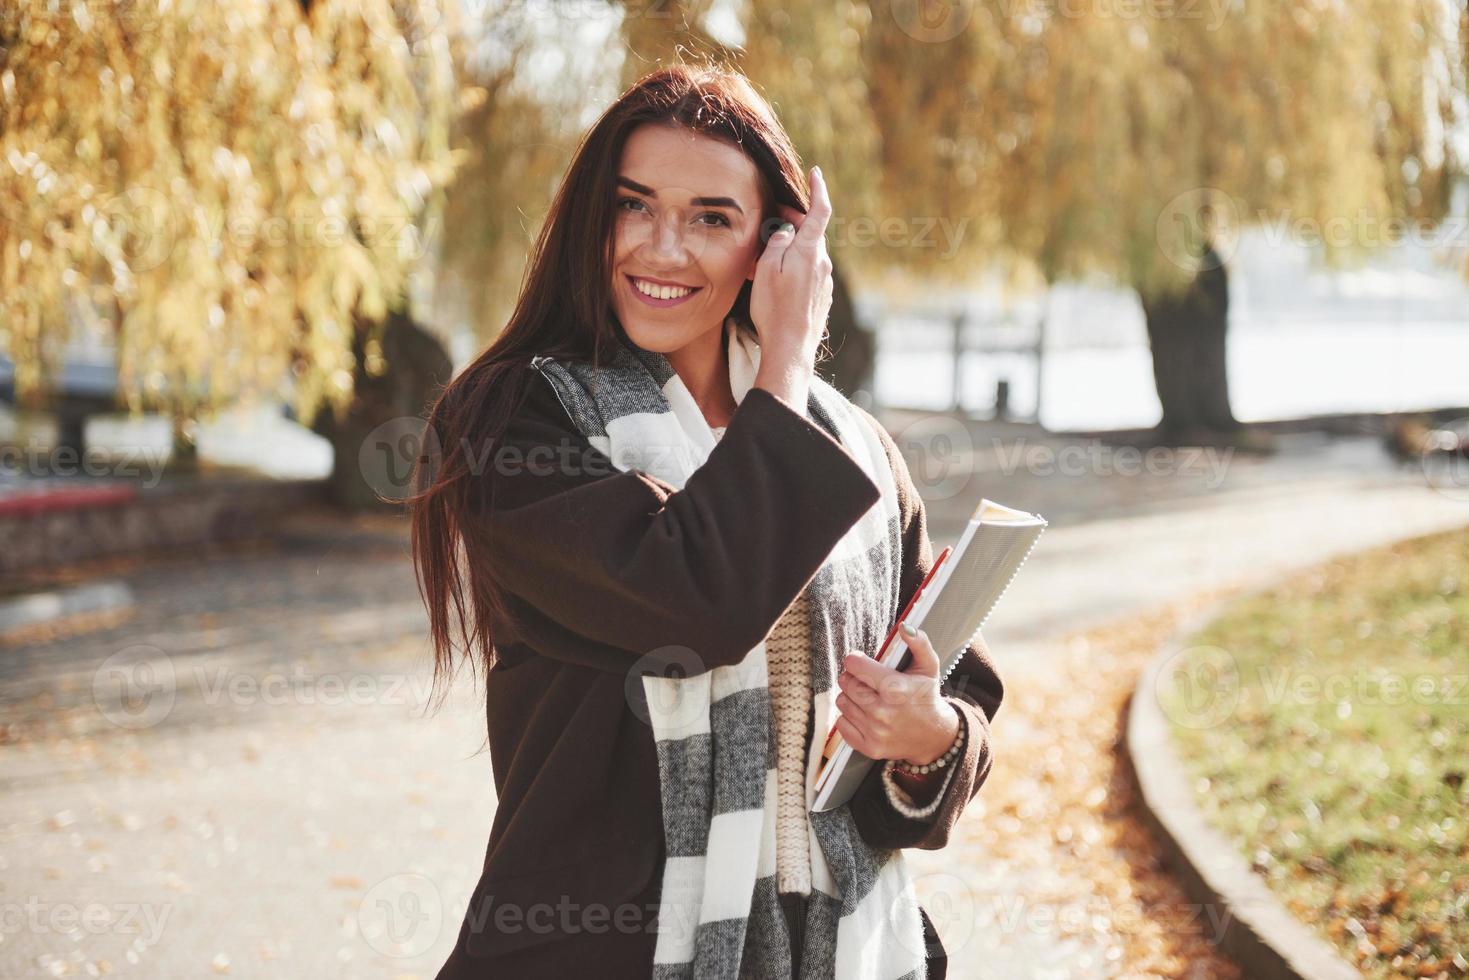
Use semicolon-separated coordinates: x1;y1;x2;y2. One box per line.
633;277;693;300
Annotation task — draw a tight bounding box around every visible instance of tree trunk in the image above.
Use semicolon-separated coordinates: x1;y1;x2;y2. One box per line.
1140;242;1241;443
170;415;200;471
819;262;877;405
312;309;454;511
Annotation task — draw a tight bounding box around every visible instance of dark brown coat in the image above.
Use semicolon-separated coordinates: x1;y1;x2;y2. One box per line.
434;369;1003;978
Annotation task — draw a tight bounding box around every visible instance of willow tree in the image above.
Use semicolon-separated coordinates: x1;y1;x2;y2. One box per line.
856;0;1463;441
645;0;1463;440
433;0;1464;439
433;0;594;345
0;0;464;492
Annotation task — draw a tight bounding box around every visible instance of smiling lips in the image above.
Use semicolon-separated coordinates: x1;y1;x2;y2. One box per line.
627;274;702;307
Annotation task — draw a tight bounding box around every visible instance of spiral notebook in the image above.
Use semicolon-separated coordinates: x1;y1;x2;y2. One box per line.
811;497;1047;812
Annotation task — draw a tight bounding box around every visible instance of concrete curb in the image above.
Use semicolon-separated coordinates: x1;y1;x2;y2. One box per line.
1125;602;1363;980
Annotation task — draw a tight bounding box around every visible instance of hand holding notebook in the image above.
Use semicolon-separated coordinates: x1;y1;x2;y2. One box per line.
811;497;1047;812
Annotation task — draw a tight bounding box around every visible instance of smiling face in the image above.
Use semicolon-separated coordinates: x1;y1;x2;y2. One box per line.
610;122;770;356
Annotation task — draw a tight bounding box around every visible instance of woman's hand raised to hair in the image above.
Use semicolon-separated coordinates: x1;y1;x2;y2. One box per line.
750;165;834;412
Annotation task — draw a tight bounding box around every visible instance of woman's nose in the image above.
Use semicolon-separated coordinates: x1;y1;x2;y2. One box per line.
649;211;703;262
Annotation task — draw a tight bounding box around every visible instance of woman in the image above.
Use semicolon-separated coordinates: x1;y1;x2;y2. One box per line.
411;64;1003;979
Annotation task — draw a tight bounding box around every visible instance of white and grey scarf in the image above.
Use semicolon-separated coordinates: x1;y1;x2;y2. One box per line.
529;314;929;979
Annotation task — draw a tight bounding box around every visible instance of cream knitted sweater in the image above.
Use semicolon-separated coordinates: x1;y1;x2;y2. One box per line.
766;588;818;894
710;423;959;896
714;423;816;893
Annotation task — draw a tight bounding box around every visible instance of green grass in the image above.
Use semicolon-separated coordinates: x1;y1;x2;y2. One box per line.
1161;527;1469;977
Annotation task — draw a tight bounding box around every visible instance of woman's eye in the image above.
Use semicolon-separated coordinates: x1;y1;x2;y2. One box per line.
617;197;728;228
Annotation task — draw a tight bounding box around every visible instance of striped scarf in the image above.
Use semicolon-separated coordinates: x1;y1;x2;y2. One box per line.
529;315;929;979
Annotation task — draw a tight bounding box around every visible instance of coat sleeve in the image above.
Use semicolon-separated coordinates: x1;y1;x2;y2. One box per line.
844;405;1005;851
468;368;883;675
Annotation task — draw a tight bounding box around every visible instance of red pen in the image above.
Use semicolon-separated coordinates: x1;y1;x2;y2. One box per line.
816;546;953;763
873;544;951;672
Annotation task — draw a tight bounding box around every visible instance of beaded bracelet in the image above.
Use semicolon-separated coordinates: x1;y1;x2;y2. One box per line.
882;755;956;819
893;716;966;776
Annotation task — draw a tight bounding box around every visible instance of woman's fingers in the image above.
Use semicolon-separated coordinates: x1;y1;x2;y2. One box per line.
835;628;952;763
772;201;804;233
834;714;872;758
842;653;923;716
901;624;941;678
837;664;879;707
756;220;796;273
768;167;830;248
746;165;832;362
835;690;875;731
795;166;832;247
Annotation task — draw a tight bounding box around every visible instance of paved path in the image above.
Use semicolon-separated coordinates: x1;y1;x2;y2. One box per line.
889;421;1469;978
2;423;1465;979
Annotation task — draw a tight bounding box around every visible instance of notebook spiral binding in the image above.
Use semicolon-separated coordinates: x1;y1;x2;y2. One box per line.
937;519;1047;687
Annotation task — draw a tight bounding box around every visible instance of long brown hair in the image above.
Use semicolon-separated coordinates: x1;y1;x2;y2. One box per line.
407;62;814;709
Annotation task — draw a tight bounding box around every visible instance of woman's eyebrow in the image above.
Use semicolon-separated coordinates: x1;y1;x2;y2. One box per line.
616;176;746;215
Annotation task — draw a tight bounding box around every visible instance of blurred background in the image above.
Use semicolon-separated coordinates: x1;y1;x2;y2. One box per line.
1;1;1466;978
